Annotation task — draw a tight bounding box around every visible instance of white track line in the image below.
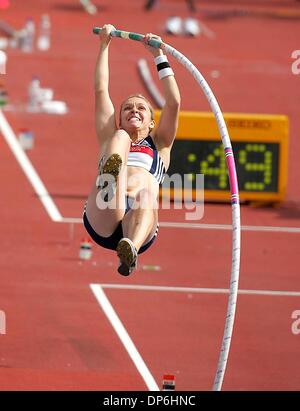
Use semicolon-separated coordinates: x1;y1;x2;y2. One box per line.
0;110;62;222
90;284;159;391
60;217;300;234
99;283;300;297
160;221;300;234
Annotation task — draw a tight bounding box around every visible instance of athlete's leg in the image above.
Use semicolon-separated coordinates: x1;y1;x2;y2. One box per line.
116;189;158;276
144;0;157;11
85;129;131;237
186;0;196;13
121;191;158;251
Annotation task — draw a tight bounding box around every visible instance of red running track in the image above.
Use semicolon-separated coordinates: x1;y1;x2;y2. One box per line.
0;0;300;390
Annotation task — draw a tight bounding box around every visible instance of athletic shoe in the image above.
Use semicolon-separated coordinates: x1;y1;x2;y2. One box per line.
165;16;182;36
96;153;122;202
117;238;138;276
183;17;201;37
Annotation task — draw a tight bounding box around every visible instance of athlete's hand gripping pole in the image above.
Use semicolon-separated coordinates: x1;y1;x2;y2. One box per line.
93;26;163;49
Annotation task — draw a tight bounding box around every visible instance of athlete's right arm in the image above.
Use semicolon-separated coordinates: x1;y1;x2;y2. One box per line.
94;24;117;144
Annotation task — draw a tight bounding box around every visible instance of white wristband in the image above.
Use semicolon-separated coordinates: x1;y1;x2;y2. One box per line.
154;55;168;65
154;54;174;80
158;67;174;80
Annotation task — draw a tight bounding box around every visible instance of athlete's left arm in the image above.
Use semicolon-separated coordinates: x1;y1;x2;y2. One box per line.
143;34;181;149
154;74;181;149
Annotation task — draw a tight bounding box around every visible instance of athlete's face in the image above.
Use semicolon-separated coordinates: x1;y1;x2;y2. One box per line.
120;97;154;133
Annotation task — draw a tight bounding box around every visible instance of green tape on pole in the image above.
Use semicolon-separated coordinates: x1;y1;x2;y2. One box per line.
92;27;162;48
128;32;144;42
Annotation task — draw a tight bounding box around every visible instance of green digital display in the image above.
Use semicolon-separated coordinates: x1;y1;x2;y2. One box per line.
167;140;279;193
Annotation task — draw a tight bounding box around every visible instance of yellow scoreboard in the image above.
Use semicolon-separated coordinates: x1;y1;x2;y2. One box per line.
155;111;289;203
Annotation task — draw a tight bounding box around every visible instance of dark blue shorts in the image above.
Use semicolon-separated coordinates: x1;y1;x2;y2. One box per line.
83;197;158;255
